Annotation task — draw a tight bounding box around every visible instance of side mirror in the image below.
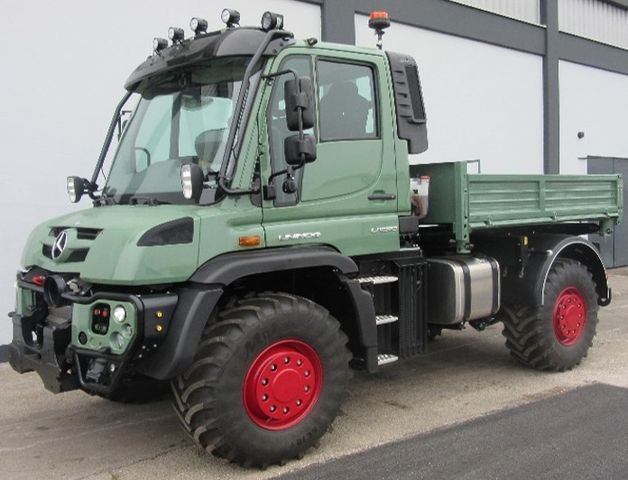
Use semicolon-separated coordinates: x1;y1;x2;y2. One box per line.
284;134;317;166
180;163;204;203
284;77;314;131
67;176;88;203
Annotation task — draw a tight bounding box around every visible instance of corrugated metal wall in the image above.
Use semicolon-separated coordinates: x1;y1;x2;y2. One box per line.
449;0;540;24
559;0;628;49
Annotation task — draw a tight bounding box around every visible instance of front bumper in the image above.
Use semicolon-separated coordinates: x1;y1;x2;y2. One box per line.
9;310;77;393
9;275;177;395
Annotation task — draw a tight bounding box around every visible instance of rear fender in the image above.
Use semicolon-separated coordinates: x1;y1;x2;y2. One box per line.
501;234;610;308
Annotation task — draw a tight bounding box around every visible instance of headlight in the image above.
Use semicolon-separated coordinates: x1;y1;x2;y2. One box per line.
122;324;133;337
261;11;284;31
153;37;168;52
66;176;84;203
190;17;208;35
168;27;184;42
110;332;125;350
112;305;126;323
221;8;240;27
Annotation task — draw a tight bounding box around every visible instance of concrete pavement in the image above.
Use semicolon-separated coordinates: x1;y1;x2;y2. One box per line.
1;269;628;479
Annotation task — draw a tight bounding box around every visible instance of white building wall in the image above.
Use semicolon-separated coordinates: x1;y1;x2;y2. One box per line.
559;0;628;49
355;15;545;174
0;0;321;344
559;60;628;174
450;0;541;23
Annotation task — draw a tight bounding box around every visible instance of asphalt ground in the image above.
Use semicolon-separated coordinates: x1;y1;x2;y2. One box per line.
1;269;628;479
276;383;628;480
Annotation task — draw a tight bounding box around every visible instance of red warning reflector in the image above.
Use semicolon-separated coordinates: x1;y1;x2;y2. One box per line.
32;275;46;286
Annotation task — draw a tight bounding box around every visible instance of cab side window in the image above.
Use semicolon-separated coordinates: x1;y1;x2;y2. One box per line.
317;61;378;142
267;56;313;206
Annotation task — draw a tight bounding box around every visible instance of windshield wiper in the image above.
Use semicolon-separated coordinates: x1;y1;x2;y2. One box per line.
128;196;171;206
95;192;117;206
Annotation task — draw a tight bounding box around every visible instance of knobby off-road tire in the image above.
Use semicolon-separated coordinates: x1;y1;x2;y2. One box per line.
501;259;599;371
171;292;352;468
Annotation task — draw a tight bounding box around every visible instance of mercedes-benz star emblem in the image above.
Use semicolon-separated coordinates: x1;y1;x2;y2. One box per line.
51;230;68;260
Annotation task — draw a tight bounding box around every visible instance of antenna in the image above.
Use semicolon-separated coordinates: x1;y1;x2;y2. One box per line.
368;11;391;50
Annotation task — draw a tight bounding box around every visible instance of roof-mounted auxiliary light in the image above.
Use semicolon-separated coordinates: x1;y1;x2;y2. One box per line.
261;11;284;31
221;8;240;28
368;11;391;50
153;37;168;53
190;17;208;35
168;27;185;44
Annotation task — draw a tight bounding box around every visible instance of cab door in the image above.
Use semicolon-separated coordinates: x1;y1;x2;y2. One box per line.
261;50;400;256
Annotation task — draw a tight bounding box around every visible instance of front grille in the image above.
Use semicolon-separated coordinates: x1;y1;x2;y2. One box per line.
44;226;102;263
67;249;89;262
49;227;102;240
42;245;89;262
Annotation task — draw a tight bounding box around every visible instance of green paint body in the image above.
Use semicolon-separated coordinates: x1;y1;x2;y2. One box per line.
412;161;623;252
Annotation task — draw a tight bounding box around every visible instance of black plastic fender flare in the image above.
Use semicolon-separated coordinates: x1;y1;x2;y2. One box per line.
189;245;359;284
503;234;610;308
139;246;377;379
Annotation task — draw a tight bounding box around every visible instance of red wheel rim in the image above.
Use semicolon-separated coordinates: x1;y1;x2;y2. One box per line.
243;339;322;430
552;287;587;346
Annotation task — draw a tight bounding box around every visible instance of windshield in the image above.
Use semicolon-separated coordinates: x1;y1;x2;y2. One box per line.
103;56;260;204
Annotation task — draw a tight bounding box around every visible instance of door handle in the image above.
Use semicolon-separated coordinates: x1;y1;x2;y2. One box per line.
368;192;396;201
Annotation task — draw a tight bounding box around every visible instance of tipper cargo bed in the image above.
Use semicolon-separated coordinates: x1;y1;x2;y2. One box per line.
413;161;623;252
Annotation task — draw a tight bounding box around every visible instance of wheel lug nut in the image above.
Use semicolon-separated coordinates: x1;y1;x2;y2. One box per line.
304;385;310;392
304;370;310;377
296;400;302;406
271;364;277;371
296;359;303;366
262;394;268;401
283;407;289;414
284;357;290;364
270;405;276;412
262;378;268;386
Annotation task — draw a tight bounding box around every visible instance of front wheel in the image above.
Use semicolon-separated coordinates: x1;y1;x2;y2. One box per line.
501;259;599;371
171;293;351;468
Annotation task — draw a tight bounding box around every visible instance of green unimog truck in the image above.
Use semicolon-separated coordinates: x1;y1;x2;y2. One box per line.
8;9;623;468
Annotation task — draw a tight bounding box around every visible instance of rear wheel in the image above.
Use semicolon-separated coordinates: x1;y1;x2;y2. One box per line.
171;292;351;468
501;259;598;371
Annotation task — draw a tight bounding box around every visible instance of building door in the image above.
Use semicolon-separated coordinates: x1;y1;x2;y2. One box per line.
588;157;628;267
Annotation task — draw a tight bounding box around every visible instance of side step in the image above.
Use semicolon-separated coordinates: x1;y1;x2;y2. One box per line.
377;353;399;366
359;275;398;285
375;314;398;326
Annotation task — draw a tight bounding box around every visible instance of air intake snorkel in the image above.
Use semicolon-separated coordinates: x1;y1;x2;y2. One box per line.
216;27;294;196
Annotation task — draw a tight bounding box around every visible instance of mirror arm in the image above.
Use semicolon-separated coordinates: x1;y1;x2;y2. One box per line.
218;29;291;196
91;90;133;187
261;68;299;83
264;70;309;188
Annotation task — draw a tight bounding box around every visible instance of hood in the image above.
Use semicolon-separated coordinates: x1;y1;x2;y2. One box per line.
21;205;202;285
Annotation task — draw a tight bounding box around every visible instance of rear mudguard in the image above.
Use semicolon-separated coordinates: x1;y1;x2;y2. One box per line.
500;234;610;307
